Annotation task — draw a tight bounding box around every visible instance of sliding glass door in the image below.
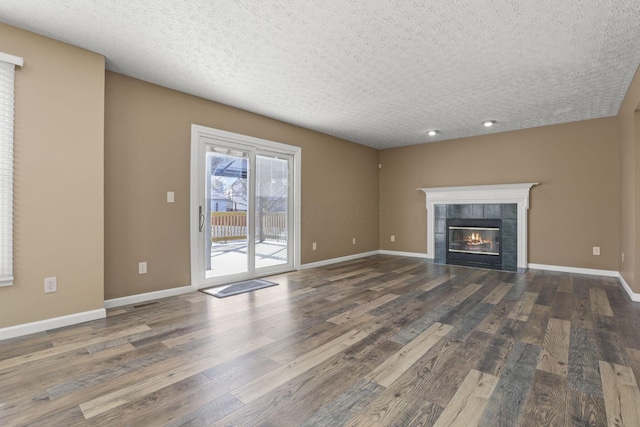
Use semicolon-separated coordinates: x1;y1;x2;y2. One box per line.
205;146;250;278
255;154;290;270
191;125;300;289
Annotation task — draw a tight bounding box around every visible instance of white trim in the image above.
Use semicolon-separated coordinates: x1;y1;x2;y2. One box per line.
378;250;429;259
0;52;23;67
419;183;538;269
528;263;640;302
527;263;618;277
189;126;199;290
293;150;302;271
617;273;640;302
104;285;193;309
300;251;379;270
0;309;105;341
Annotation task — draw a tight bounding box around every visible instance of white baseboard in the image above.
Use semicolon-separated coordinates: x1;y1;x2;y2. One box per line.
104;285;193;309
527;263;619;277
300;251;380;270
617;273;640;302
300;250;430;270
0;308;106;341
378;250;430;259
528;263;640;302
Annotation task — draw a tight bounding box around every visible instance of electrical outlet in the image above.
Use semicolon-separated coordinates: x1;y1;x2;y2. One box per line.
44;277;57;293
139;262;147;274
312;242;317;251
391;235;395;242
167;191;174;203
593;247;600;256
352;237;356;244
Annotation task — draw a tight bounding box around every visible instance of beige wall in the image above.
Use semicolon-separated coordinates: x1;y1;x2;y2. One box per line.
379;118;620;271
618;65;640;293
104;72;379;299
0;24;105;328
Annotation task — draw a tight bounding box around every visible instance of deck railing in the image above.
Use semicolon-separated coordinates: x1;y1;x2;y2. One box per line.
260;212;287;241
211;211;286;242
211;212;246;242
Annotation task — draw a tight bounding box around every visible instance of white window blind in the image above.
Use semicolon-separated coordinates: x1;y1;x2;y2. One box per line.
0;52;22;287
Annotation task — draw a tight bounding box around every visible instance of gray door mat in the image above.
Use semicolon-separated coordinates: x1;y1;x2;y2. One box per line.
201;279;278;298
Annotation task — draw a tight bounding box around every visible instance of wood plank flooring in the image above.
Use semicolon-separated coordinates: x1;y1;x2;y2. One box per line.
2;255;640;426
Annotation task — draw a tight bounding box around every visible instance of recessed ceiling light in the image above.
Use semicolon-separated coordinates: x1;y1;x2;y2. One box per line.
428;130;438;136
483;120;496;127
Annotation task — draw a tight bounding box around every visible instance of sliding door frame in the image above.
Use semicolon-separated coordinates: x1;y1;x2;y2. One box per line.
189;124;301;290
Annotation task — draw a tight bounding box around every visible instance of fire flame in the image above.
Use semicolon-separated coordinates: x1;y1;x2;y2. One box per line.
465;232;491;246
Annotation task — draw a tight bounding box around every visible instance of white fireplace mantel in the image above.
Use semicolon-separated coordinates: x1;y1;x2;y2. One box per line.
418;183;538;269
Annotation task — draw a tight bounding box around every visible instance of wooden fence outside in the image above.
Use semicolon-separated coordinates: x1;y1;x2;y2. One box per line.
211;211;287;242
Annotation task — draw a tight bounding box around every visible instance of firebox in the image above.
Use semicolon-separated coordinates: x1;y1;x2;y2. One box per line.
446;218;502;269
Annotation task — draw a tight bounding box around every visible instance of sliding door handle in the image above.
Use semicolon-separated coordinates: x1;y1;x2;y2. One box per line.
199;206;205;232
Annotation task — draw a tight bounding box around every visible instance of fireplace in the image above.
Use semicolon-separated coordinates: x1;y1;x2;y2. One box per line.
446;218;502;269
419;183;538;271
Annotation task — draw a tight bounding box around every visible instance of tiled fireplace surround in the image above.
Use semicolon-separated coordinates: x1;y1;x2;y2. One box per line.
419;183;538;272
434;203;518;271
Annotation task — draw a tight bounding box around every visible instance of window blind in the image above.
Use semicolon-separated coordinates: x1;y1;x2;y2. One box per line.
0;54;21;287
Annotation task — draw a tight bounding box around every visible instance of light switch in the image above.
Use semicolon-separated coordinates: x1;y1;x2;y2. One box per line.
167;191;174;203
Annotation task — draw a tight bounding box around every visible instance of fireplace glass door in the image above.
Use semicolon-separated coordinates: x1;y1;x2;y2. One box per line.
448;226;500;256
446;218;502;269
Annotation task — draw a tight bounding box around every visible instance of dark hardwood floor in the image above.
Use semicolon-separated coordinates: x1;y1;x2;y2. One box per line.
2;255;640;426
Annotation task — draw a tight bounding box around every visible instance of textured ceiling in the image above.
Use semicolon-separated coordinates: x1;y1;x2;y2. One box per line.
1;1;639;149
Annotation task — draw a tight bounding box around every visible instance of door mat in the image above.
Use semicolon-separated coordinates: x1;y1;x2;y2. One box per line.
201;279;278;298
